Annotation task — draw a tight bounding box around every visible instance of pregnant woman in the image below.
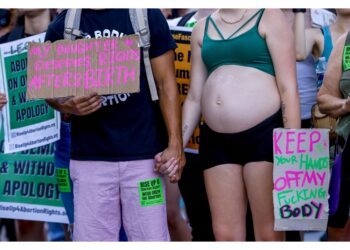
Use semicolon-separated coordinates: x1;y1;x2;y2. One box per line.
182;8;300;241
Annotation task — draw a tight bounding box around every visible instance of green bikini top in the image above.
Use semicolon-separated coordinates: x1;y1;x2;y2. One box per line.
201;9;275;76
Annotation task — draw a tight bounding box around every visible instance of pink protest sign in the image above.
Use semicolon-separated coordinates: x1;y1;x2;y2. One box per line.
26;35;140;100
273;129;330;231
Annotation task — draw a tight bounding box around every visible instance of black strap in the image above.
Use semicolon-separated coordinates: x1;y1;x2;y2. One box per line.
177;11;196;27
6;26;24;42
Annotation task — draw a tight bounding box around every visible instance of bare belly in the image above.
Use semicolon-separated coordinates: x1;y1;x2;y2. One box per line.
201;65;281;133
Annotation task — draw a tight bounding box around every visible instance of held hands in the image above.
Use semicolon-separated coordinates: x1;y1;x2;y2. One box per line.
58;92;102;116
0;93;7;111
154;145;186;183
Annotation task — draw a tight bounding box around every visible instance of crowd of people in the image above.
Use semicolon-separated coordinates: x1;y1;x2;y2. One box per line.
0;8;349;242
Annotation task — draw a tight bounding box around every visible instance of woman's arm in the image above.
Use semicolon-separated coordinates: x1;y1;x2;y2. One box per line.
151;49;186;182
182;20;208;147
264;9;301;128
293;11;323;60
318;33;350;118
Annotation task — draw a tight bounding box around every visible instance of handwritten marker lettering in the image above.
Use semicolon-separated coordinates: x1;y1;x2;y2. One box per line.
273;129;330;231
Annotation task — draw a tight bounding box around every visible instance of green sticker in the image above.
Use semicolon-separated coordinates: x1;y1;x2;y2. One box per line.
55;168;71;193
343;46;350;71
138;178;165;207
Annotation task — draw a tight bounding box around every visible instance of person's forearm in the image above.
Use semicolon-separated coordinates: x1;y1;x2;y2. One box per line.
318;94;348;118
158;77;183;149
182;98;201;148
293;12;307;60
281;91;301;129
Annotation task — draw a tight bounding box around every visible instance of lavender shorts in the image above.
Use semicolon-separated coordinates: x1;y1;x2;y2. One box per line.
70;159;170;241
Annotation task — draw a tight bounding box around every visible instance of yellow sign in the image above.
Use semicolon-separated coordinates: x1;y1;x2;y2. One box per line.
171;27;200;153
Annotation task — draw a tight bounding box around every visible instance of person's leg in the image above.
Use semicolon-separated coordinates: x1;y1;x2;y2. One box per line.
120;159;169;241
328;217;350;241
15;220;45;241
245;204;255;241
1;219;17;241
165;179;192;241
70;160;121;241
178;153;215;241
204;164;247;241
243;161;284;241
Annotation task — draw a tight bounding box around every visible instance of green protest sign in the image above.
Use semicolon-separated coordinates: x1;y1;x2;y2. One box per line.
4;52;54;129
0;127;68;223
0;33;60;154
55;168;71;193
343;45;350;71
138;177;165;207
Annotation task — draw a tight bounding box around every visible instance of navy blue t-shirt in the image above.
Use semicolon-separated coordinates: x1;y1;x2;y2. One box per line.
45;9;177;161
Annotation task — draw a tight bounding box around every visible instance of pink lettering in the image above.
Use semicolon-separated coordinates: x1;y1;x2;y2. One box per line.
98;52;108;66
122;65;135;84
301;171;318;187
41;45;51;58
28;75;44;90
274;177;287;191
286;131;295;154
35;61;44;71
129;49;140;60
310;131;321;152
297;131;307;153
285;171;303;188
276;170;326;191
84;69;95;89
316;172;326;186
29;46;41;58
53;75;61;89
62;72;73;87
46;74;55;87
102;67;113;86
77;40;86;53
274;131;283;155
57;44;65;56
74;72;83;87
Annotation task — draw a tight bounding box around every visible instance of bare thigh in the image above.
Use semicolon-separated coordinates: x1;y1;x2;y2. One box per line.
204;164;247;241
244;161;284;241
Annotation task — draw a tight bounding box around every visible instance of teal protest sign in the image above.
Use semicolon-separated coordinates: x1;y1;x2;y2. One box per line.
0;127;68;223
0;33;60;154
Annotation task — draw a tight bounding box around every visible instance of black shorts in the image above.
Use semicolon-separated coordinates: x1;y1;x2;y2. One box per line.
199;109;283;170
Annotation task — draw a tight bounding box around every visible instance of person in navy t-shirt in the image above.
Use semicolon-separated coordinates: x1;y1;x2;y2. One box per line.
46;9;185;241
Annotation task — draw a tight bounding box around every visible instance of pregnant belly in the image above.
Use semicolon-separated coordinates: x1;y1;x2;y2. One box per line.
201;66;281;133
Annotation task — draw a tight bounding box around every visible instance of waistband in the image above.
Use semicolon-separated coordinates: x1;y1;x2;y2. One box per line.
203;109;283;141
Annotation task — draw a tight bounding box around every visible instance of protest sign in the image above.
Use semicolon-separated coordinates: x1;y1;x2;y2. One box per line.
138;177;165;207
0;128;68;224
0;33;60;154
26;35;140;100
171;26;200;153
273;129;330;231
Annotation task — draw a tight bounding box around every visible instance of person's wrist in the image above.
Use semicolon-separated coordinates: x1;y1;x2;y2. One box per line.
293;9;306;13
